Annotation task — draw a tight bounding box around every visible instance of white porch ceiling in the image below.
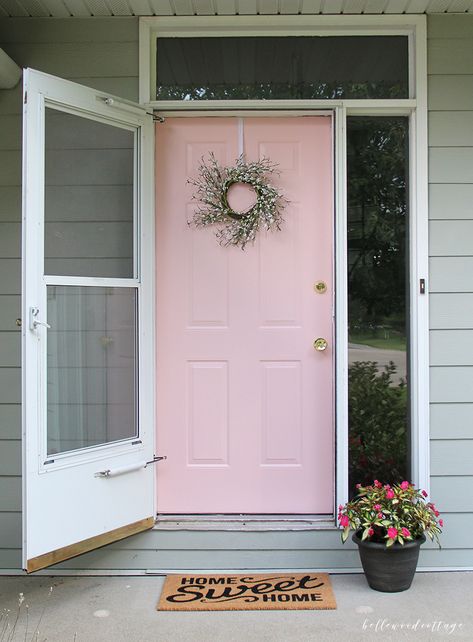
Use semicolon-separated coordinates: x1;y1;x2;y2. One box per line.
0;0;472;18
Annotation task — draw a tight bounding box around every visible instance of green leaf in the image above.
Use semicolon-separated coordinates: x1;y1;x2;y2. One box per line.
361;527;371;541
341;527;350;543
386;538;395;547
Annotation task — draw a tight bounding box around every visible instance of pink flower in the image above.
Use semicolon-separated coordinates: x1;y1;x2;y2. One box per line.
387;527;398;539
374;480;382;488
439;519;444;527
434;510;440;517
422;490;428;497
373;504;381;511
400;481;409;490
356;483;361;489
340;515;350;528
401;527;411;538
384;484;391;489
377;512;383;519
368;528;374;537
338;505;343;511
386;489;395;499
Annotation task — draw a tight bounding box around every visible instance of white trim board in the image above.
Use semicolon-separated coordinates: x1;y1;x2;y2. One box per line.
139;15;424;106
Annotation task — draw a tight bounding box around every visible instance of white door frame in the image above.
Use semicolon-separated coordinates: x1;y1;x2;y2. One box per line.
141;15;429;515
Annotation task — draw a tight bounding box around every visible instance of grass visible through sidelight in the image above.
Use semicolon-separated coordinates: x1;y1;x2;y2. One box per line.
349;332;406;352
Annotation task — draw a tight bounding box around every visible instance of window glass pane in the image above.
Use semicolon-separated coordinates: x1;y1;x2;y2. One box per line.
156;36;408;100
347;116;409;494
45;108;135;278
47;286;137;455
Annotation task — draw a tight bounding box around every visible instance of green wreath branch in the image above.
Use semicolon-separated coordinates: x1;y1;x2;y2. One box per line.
188;153;288;249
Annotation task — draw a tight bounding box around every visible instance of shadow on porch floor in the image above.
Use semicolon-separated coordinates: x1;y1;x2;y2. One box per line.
0;572;471;641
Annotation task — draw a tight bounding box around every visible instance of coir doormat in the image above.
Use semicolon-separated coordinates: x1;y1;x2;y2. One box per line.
157;573;336;611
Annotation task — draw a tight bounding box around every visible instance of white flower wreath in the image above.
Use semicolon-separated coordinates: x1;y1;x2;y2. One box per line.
188;153;287;249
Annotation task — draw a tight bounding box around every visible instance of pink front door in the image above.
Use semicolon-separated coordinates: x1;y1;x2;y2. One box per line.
156;116;334;514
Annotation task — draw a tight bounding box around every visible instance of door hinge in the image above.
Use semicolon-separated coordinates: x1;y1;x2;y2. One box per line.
419;278;426;295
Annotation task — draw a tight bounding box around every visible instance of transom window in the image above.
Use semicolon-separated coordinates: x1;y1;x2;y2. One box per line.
156;35;409;101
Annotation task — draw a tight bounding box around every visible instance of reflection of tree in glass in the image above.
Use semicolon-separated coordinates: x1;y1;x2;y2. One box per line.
349;361;408;494
347;117;408;335
157;82;407;101
347;117;409;495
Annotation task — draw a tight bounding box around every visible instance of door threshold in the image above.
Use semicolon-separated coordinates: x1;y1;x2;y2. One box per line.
154;514;336;531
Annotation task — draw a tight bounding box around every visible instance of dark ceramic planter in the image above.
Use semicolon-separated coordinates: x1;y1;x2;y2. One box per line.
352;532;426;592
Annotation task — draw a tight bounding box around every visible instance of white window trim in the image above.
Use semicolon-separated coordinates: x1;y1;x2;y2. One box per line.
140;14;430;514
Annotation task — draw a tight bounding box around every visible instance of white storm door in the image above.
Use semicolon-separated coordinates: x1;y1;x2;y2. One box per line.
22;69;155;573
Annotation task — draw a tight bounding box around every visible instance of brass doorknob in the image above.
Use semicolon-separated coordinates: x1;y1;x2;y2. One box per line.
313;337;328;351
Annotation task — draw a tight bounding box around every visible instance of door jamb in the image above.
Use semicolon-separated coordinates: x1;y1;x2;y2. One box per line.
155;108;343;521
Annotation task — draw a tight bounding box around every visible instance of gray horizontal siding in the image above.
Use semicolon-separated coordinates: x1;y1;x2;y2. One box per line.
431;329;473;365
430;220;473;256
428;14;473;38
429;111;473;146
0;152;21;186
0;478;21;512
428;16;473;573
0;441;21;476
0;370;21;404
49;547;362;571
0;17;138;43
429;148;473;183
431;366;473;402
430;294;473;328
0;85;22;115
2;43;138;78
1;545;471;572
428;38;473;74
67;77;138;101
0;115;21;150
0;333;20;367
0;224;20;258
0;296;20;330
430;403;473;439
428;76;473;111
0;260;20;295
0;405;21;439
1;513;21;548
0;188;21;221
430;257;473;292
0;551;21;569
431;439;473;475
430;476;473;511
429;184;473;219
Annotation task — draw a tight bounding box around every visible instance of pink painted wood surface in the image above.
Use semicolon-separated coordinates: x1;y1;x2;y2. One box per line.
156;117;334;513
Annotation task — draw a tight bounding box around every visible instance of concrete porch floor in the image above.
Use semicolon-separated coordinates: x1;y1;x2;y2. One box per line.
0;572;471;641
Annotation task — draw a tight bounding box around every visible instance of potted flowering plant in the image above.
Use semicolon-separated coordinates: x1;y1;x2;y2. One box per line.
338;480;443;592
